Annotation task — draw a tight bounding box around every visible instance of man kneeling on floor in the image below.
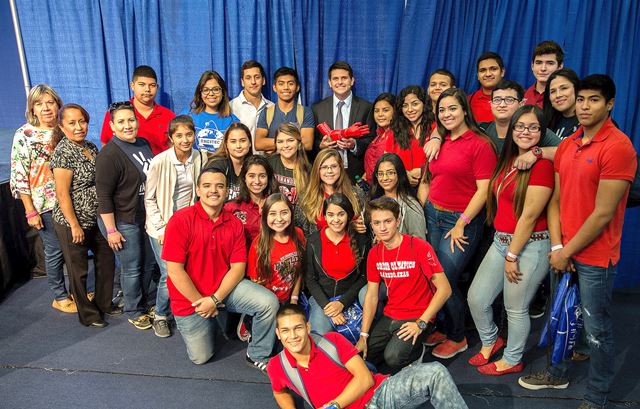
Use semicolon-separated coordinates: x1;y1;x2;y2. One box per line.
162;168;279;371
267;304;468;409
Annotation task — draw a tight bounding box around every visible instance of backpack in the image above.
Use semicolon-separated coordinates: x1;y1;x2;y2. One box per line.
266;104;304;129
279;333;344;408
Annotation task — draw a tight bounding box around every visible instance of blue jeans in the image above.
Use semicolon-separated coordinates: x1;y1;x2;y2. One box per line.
548;261;616;408
367;362;468;409
425;202;483;341
98;219;156;319
468;233;550;364
149;236;170;319
308;285;367;335
39;211;68;301
175;279;279;365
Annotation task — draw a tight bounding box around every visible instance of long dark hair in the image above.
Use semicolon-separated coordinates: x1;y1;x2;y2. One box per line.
235;155;278;203
256;193;305;284
394;86;434;148
543;68;579;131
487;105;547;222
322;193;362;265
51;103;90;150
369;153;422;216
189;70;232;116
373;92;397;129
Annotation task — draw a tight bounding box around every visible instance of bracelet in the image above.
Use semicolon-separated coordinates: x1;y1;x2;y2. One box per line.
507;251;519;261
360;332;369;338
430;135;442;142
551;244;564;252
210;294;221;306
25;211;39;219
290;295;299;301
328;401;342;409
106;228;118;235
459;213;471;225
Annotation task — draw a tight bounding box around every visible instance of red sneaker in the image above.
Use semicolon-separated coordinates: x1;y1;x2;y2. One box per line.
424;331;447;346
477;361;524;376
432;338;468;359
237;314;251;342
468;337;505;366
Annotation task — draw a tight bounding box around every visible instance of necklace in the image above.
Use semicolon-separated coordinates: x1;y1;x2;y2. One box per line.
381;235;403;290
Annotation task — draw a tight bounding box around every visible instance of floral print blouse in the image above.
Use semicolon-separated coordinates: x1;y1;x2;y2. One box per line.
50;138;99;229
9;123;57;213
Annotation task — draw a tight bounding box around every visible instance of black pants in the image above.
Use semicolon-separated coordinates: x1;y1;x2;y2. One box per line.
367;315;426;370
54;222;115;325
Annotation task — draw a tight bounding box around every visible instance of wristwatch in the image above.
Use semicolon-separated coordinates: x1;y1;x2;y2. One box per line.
531;146;543;159
415;319;428;331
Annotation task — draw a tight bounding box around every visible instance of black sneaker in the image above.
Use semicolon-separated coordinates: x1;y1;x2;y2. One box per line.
246;354;268;374
529;299;546;319
105;305;124;316
518;370;569;390
153;318;171;338
112;290;124;308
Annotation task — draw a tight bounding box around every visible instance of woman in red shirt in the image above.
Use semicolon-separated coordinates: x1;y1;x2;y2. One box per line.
247;193;305;304
417;87;497;360
364;93;396;182
224;155;278;247
305;193;369;336
467;106;553;376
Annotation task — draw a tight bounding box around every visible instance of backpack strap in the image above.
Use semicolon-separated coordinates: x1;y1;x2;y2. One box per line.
278;333;345;408
266;105;275;128
296;103;304;127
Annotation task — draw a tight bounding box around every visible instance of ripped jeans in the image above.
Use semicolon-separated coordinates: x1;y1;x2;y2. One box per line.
548;260;616;408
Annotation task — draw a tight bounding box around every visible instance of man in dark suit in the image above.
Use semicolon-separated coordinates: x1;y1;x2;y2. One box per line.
312;61;375;182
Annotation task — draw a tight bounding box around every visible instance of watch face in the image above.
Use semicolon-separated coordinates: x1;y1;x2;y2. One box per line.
417;320;427;330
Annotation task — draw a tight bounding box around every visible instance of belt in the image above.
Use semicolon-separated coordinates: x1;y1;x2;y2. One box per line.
430;202;456;213
495;230;550;246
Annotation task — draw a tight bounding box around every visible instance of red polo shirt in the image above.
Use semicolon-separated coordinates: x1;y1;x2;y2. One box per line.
162;202;247;316
469;89;494;122
385;132;426;171
321;227;356;280
366;235;443;320
524;85;544;108
100;98;175;155
267;332;388;409
224;199;261;246
555;119;637;267
428;129;497;212
493;159;554;233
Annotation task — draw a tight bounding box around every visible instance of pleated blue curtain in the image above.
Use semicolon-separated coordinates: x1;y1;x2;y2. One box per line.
14;0;640;286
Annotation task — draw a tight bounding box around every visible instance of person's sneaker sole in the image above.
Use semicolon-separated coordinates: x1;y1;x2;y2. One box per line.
432;343;468;359
517;377;569;390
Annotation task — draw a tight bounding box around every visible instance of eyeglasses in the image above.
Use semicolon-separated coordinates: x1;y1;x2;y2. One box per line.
108;101;132;112
320;164;340;172
201;87;222;95
491;96;519;105
376;170;397;178
513;123;541;133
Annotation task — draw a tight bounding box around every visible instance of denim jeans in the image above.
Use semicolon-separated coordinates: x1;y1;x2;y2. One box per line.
308;286;367;335
425;201;484;342
367;362;468;409
175;279;279;365
548;261;617;408
149;236;171;319
98;219;156;319
39;211;68;300
367;315;427;369
467;232;550;365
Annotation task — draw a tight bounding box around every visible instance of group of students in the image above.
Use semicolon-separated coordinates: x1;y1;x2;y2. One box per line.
9;38;637;409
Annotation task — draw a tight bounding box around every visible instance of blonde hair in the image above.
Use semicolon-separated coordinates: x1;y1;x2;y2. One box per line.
26;84;63;126
275;123;311;197
300;148;360;224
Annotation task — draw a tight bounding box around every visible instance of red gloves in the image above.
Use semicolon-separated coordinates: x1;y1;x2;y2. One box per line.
317;122;370;141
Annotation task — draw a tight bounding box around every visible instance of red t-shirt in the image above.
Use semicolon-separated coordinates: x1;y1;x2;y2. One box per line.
428;129;497;212
162;203;247;316
364;128;392;182
523;85;544;108
100;98;175;155
385;132;426;171
555;119;637;267
267;332;388;409
224;199;261;247
469;89;494;122
247;227;306;302
493;159;554;233
320;227;356;280
366;235;443;320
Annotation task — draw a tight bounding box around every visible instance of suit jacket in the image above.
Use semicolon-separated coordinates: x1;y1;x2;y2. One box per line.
312;94;375;181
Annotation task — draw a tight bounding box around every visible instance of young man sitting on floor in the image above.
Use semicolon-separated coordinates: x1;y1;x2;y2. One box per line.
267;304;468;409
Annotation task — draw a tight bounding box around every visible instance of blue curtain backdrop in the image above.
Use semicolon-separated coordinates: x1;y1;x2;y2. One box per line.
13;0;640;287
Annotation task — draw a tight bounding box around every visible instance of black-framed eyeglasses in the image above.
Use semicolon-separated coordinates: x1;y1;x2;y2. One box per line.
201;87;223;95
513;123;541;133
376;170;397;178
491;96;519;105
108;101;132;113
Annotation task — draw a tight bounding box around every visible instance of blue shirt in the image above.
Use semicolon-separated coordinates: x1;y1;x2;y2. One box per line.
256;101;314;138
180;109;240;153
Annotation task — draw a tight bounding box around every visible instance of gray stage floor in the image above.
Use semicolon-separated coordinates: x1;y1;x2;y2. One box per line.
1;278;638;409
